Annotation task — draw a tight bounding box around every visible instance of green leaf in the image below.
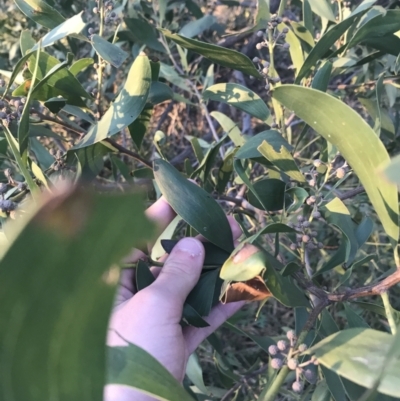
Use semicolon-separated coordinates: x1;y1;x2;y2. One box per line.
307;328;400;398
124;17;165;53
344;303;370;328
44;96;67;113
75;53;151;149
153;159;234;252
355;217;374;248
31;13;86;50
14;0;65;29
110;154;133;183
136;260;155;291
235;130;292;159
72;143;111;180
286;187;309;213
316;240;348;277
257;141;306;183
291;21;314;48
91;35;128;68
0;187;154;401
128;106;153;149
182;303;210;328
312;380;331;401
161;240;230;267
312;61;333;92
307;0;336;21
278;23;304;76
179;14;217;38
191;135;227;182
160;29;263;79
263;260;309;307
347;10;400;49
18;40;42;159
216;148;236;194
107;344;193;401
20;30;36;55
69;58;94;76
273;85;399;246
246;179;287;211
148;82;173;105
295;10;368;83
323;197;359;265
203;83;269;122
233;159;270;211
210;111;246;147
359;96;395;140
254;0;270;30
3;125;39;195
186;353;208;395
28;51;91;100
382;155;400;187
186;269;221;316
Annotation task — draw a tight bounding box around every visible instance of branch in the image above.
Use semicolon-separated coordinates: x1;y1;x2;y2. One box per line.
294;268;400;304
338;186;365;201
105;139;152;168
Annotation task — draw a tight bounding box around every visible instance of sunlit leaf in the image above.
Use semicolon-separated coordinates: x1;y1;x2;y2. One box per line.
91;35;128;68
347;10;400;49
14;0;65;29
307;0;336;21
75;53;151;148
203;83;269;122
235;130;292;159
295;9;369;83
31;13;87;50
161;29;263;78
273;85;399;245
307;328;400;398
179;14;217;38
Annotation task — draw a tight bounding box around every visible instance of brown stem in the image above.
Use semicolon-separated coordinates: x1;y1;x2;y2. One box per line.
294;269;400;304
338;186;365;201
105;139;152;169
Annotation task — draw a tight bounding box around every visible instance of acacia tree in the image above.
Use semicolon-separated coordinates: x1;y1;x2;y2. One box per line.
1;0;400;400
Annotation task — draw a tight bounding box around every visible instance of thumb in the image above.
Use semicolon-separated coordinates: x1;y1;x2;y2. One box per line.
151;237;205;304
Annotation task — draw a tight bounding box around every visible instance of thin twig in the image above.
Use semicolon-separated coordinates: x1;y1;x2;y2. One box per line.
221;365;269;401
105;139;152;168
337;186;365;200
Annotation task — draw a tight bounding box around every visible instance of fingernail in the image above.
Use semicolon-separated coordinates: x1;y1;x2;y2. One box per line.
174;238;204;257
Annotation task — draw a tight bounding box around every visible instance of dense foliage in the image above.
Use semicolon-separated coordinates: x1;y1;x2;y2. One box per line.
1;0;400;400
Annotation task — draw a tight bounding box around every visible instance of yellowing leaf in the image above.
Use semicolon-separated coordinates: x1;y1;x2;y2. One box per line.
220;243;266;282
257;141;306;182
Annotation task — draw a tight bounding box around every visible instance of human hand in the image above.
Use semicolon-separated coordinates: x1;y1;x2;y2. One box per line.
105;196;244;401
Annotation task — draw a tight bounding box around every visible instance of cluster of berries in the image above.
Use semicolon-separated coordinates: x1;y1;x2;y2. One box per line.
252;58;282;91
0;169;25;215
254;13;291;51
91;0;119;35
288;213;324;252
311;158;347;184
0;97;26;127
268;330;318;394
